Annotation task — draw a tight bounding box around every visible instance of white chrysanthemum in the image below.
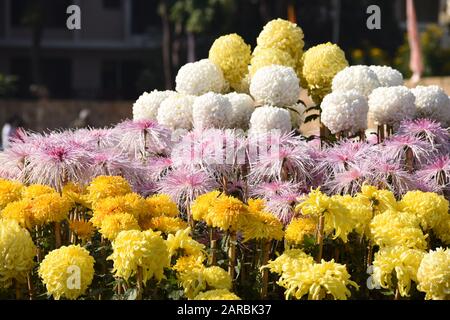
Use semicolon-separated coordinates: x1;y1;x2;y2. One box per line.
133;90;175;120
286;102;306;129
249;105;292;134
192;92;232;129
369;65;404;87
332;65;381;97
321;90;368;134
249;65;300;107
411;85;450;122
175;59;226;96
157;94;195;130
368;86;416;125
226;92;255;130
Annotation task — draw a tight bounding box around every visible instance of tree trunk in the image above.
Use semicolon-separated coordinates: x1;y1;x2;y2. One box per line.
186;31;196;63
160;0;173;89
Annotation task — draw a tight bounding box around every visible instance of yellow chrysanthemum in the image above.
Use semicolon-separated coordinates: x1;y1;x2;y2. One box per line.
166;227;205;259
434;215;450;244
0;219;36;288
209;33;251;90
240;208;284;241
193;289;241;300
203;266;232;290
263;249;314;276
98;213;140;240
285;217;317;246
399;191;449;230
0;179;23;209
336;195;373;236
248;198;266;213
370;209;427;249
21;184;56;199
300;42;348;103
279;259;359;300
256;18;304;65
356;185;398;215
372;246;425;297
1;199;35;230
108;229;170;283
249;47;296;77
31;193;72;225
204;195;250;232
142;216;188;234
62;182;90;207
69;219;95;242
38;245;94;300
191;191;222;221
146;194;179;218
86;176;132;204
417;247;450;300
173;255;205;273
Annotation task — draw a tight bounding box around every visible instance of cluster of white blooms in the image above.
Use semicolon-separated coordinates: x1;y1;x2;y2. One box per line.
157;94;195;130
369;65;404;87
411;85;450;123
175;59;227;96
226;92;255;130
133;90;175;120
321;90;368;134
249;65;300;106
192;92;232;129
332;65;381;97
249;105;292;134
368;86;416;125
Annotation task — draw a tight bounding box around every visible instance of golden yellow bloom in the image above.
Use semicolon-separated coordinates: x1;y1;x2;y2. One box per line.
263;249;314;276
177;267;207;299
356;185;398;214
300;42;348;103
372;246;425;297
0;219;36;288
204;195;249;232
203;266;232;290
22;184;56;199
108;229;170;283
193;289;241;300
146;194;179;218
399;191;449;230
1;199;35;230
142;216;188;234
0;179;23;209
279;259;358;300
38;245;94;300
62;182;90;207
87;175;132;204
240;209;284;242
31;193;72;225
173;255;205;273
434;215;450;244
247;198;266;213
285;217;316;246
209;33;251;90
417;247;450;300
69;219;95;242
336;195;373;236
191;191;221;221
249;47;296;77
98;213;140;240
166;227;205;259
370;209;427;249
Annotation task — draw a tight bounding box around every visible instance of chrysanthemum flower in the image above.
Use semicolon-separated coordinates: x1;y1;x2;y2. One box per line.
416;155;450;193
99;213;140;240
399;191;448;230
372;246;425;297
133;90;175;121
434;215;450;244
226;92;255;130
38;245;94;300
87;176;132;204
193;289;241;300
336;195;372;236
209;33;251;90
1;199;35;230
355;185;398;214
285;217;317;246
142;216;188;234
263;249;314;276
411;85;450;121
300;42;348;103
108;229;170;283
173;254;205;273
249;47;297;77
166;228;205;259
416;247;450;300
369;65;403;87
22;184;57;199
332;65;381;97
69;219;95;242
0;219;36;288
204;266;232;289
157;94;195;130
191;191;222;221
192;92;232;129
31;193;72;225
146;194;179;218
240;203;284;241
0;179;23;209
204;195;250;232
62;182;89;207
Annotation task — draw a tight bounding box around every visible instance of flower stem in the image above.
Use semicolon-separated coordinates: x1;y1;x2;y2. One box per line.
27;272;34;300
260;239;271;299
136;266;143;300
54;222;61;248
316;213;325;263
228;232;237;283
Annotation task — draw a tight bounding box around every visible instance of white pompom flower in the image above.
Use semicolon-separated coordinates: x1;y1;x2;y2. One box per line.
249;65;300;107
157;94;195;130
192;92;232;129
411;85;450;122
249;105;292;134
369;65;404;87
321;90;368;134
175;59;226;96
133;90;175;120
332;65;381;97
368;86;416;125
226;92;255;130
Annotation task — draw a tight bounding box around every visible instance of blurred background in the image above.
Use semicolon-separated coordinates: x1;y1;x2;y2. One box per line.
0;0;450;133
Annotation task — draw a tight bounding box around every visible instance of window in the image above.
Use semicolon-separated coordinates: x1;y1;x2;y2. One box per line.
101;60;142;99
103;0;121;10
131;0;160;34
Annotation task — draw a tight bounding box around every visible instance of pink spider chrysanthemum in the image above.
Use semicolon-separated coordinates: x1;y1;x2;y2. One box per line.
416;155;450;193
146;156;173;180
249;180;305;199
383;135;433;166
71;127;116;149
323;164;369;196
265;192;300;225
